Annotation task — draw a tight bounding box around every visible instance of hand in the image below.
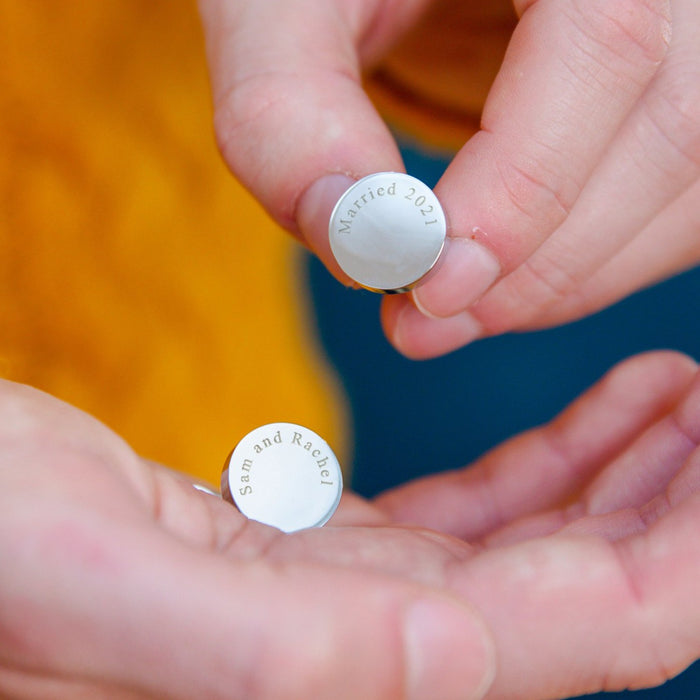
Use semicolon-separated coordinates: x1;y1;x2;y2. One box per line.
2;351;700;699
376;350;700;698
0;379;491;699
199;0;700;358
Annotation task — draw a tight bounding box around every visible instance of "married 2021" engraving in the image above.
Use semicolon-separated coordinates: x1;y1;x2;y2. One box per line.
334;179;440;235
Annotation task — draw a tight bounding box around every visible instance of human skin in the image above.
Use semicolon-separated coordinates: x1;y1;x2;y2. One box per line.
199;0;700;358
2;350;700;699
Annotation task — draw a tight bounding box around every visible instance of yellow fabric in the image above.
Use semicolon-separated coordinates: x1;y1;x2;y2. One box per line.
0;0;346;484
366;2;514;152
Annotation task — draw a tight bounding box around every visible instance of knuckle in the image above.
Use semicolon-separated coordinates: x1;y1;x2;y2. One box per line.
520;251;580;306
495;154;580;241
649;68;700;167
473;251;580;335
571;0;671;68
231;581;399;700
212;72;301;223
0;382;40;441
212;74;282;179
236;621;341;700
511;248;581;319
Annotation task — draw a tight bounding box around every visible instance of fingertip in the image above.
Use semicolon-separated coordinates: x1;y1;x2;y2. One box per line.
411;237;501;318
382;297;483;359
603;351;699;406
381;294;406;341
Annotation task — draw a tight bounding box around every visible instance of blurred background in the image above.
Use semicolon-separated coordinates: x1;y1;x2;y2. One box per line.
2;2;699;698
0;1;347;480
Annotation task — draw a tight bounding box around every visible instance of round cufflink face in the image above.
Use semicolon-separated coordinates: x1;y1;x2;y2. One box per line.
221;423;343;533
329;172;446;293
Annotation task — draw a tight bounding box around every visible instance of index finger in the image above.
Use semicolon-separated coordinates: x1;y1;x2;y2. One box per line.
390;0;671;356
198;0;429;275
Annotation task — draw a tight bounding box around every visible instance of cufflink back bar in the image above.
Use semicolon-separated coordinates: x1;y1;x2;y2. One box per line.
329;172;446;293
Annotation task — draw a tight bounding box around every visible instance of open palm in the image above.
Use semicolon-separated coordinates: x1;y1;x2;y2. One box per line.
2;350;699;699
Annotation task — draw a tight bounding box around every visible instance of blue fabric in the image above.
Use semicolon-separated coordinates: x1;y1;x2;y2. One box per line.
305;143;700;699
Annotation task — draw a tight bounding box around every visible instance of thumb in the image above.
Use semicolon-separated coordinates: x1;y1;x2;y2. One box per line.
1;502;495;700
21;526;495;699
143;550;496;700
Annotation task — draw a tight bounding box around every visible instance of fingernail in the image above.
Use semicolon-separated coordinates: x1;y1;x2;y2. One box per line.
403;597;495;700
392;301;483;359
412;238;500;319
296;174;356;283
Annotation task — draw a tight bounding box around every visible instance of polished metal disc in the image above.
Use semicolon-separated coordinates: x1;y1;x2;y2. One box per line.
221;423;343;533
329;172;446;293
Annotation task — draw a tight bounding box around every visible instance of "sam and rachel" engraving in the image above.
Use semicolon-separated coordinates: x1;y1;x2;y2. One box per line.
236;426;335;497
